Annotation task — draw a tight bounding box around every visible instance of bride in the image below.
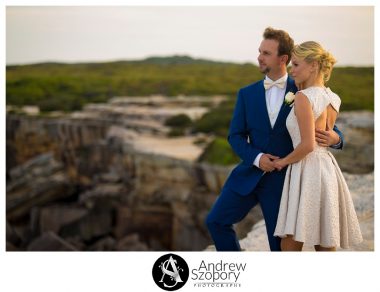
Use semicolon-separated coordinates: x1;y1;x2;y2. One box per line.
272;41;363;251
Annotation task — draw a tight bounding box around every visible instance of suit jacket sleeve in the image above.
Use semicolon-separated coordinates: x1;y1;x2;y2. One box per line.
331;125;344;149
227;89;261;166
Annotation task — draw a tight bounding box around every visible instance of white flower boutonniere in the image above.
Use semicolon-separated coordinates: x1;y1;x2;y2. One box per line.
284;92;295;106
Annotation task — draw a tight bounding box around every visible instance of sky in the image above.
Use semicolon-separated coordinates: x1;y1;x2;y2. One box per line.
6;6;374;66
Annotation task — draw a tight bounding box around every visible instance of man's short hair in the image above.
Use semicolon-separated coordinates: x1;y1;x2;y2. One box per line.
263;27;294;65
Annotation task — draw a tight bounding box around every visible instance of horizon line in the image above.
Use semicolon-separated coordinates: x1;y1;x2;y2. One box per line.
6;55;374;68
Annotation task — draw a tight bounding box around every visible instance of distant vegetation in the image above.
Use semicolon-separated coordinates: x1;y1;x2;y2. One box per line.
6;56;374;166
7;56;373;112
6;56;258;112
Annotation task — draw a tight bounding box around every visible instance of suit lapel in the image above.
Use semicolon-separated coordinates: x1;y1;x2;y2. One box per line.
257;80;272;132
273;100;291;131
272;77;296;131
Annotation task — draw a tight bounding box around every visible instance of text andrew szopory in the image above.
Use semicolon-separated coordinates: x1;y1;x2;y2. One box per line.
191;260;247;284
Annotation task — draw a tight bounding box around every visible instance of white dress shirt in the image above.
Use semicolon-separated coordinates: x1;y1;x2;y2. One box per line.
253;73;288;168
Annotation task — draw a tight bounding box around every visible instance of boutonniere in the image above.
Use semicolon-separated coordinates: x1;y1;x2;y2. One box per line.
284;92;295;106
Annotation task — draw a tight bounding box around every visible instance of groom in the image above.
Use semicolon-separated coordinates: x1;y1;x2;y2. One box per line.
206;27;343;251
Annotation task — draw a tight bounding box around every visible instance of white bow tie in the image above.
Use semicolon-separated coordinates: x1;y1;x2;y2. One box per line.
263;79;286;90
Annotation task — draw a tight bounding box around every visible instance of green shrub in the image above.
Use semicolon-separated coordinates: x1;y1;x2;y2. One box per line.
164;114;192;127
192;99;235;136
198;137;240;166
167;128;185;137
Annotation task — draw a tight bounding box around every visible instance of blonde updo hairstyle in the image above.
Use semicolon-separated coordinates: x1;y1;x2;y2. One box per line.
293;41;337;83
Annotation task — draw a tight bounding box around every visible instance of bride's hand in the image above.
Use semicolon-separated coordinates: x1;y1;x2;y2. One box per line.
273;159;287;171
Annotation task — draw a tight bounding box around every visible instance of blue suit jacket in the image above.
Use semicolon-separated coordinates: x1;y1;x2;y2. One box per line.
224;77;343;196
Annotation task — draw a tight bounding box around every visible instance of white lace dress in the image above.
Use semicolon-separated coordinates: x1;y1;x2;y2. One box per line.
274;87;363;248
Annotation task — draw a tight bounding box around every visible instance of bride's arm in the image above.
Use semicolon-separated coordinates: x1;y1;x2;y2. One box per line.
274;92;315;170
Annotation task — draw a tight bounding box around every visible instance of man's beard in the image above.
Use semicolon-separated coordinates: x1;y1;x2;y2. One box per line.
260;66;271;74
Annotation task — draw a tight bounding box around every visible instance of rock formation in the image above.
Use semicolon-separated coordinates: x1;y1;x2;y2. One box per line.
6;96;373;251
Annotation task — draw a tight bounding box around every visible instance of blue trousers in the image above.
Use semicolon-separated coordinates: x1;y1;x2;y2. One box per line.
206;173;284;251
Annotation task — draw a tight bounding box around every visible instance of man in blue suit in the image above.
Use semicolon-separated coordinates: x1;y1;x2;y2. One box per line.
206;27;343;251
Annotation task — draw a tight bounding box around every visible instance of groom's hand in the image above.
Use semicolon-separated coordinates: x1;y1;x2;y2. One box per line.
315;125;340;147
259;154;279;172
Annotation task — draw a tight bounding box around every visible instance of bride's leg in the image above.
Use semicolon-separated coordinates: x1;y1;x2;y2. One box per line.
281;236;303;251
314;245;336;251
